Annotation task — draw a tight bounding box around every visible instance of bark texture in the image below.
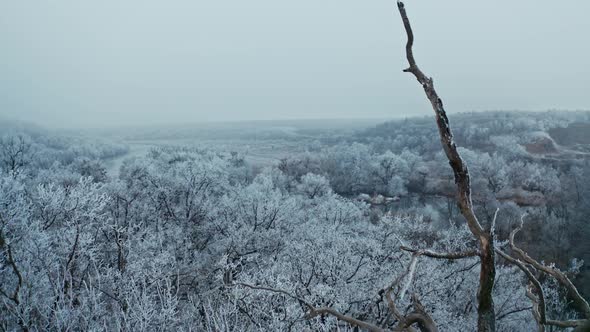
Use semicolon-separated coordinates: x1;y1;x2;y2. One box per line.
396;2;496;331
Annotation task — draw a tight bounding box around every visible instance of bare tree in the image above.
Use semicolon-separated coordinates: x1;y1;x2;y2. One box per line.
0;134;33;175
396;2;590;332
395;2;496;331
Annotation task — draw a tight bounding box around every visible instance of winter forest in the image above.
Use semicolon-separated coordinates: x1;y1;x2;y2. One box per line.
2;1;590;332
3;112;590;331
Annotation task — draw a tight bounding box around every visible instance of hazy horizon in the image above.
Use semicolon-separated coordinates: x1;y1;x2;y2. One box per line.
2;0;589;128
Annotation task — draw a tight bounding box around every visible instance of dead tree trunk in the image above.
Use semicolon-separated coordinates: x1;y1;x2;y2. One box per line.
395;2;496;331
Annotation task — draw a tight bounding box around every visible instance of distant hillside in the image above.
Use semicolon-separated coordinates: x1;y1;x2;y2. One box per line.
358;110;590;156
549;122;590;151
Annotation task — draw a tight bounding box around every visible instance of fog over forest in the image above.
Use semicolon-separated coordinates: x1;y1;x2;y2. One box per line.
1;1;590;331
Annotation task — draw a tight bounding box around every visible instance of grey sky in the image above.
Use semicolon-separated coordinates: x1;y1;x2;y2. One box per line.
1;0;589;128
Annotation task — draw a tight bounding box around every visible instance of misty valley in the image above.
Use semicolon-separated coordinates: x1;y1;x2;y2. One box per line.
2;0;590;330
1;111;590;331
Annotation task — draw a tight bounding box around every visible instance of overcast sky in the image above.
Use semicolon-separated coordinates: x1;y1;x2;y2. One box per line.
1;0;589;128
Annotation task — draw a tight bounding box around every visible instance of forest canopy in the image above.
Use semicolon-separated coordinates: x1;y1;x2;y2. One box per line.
1;107;589;331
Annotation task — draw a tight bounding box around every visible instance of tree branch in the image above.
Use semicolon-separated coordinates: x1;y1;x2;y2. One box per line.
396;294;438;332
306;307;388;332
381;253;419;330
495;217;590;329
396;2;496;330
508;217;590;319
232;282;314;311
380;253;438;332
525;286;545;332
397;0;484;240
495;306;533;321
234;282;387;331
495;248;546;325
401;246;478;260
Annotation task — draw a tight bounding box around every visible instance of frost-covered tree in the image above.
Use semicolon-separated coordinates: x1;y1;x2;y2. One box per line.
0;134;33;176
296;173;332;199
